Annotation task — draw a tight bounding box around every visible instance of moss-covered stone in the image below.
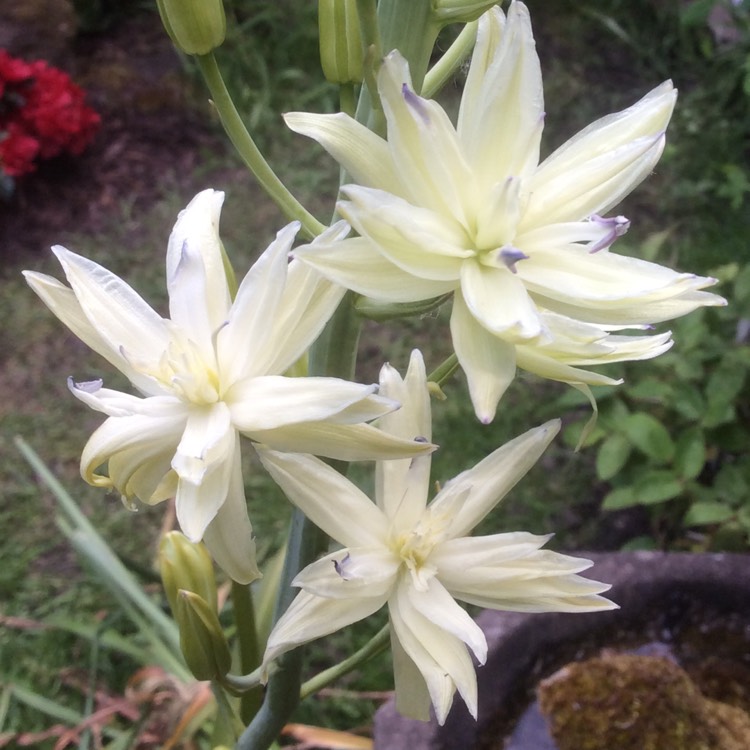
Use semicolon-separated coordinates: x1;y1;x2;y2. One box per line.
537;653;750;750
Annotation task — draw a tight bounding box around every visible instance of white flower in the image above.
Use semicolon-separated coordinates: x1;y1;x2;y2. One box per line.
257;350;615;723
286;2;725;422
24;190;432;584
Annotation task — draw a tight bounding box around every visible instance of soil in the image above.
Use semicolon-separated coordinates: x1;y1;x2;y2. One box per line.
0;0;227;262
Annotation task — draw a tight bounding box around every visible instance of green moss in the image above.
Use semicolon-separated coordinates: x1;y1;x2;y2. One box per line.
538;653;750;750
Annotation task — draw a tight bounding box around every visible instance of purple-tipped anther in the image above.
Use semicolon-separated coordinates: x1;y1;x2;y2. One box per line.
588;214;630;253
498;246;529;274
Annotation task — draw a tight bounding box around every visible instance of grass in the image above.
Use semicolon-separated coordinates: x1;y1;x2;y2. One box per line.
2;0;749;744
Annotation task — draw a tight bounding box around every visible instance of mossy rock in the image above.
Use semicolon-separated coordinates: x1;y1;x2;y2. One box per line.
538;653;750;750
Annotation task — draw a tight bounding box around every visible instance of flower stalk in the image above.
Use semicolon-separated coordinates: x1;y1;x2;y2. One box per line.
195;54;326;239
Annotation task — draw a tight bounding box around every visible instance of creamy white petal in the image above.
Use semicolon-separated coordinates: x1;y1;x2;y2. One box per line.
23;272;156;391
460;259;542;340
474;175;525;251
293;547;399;599
529;79;676;192
294;236;454;302
534;288;726;326
521;132;666;226
446;567;616;612
430;532;554;570
167;221;222;367
202;441;261;584
284;111;401;194
166;189;230;333
378;51;476;227
227;377;381;431
515;345;623;386
67;379;183;418
80;412;186;495
428;420;560;538
340;187;471;281
110;449;176;506
262;589;387;677
172;402;233;485
250;421;434;462
409;577;487;664
262;252;348;374
450;290;517;423
52;246;170;369
390;581;478;723
255;448;389;548
458;4;544;192
218;222;299;383
173;404;235;540
375;351;433;524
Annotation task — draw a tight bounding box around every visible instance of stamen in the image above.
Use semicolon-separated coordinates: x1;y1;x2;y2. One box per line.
333;552;354;580
402;84;430;124
588;214;630;253
68;376;103;393
498;246;529;274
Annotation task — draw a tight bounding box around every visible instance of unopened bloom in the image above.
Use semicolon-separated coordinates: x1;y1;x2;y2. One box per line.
24;190;431;583
258;350;614;723
287;2;725;422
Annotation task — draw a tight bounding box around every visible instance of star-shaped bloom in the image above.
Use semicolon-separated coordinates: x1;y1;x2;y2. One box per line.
24;190;432;584
257;350;615;724
286;2;725;422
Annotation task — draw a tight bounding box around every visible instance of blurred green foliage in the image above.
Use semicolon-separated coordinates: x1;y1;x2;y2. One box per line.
562;261;750;551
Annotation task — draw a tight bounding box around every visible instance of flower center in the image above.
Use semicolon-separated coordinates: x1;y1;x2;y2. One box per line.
392;523;437;592
130;331;221;405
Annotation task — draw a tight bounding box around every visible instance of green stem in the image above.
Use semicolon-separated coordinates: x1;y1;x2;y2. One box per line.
196;53;326;239
300;624;390;700
234;509;324;750
339;83;357;118
428;353;459;387
354;0;439;134
232;580;263;723
422;20;478;99
235;303;362;750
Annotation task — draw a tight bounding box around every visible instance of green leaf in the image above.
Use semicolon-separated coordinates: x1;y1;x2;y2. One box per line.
633;469;683;505
734;264;750;307
707;364;746;408
622;413;675;463
684;501;734;526
672;383;705;420
596;433;632;480
674;427;706;480
602;486;638;510
628;379;673;402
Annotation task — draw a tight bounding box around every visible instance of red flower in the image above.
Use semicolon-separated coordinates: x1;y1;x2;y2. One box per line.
0;122;40;177
0;49;32;99
0;50;100;179
19;61;101;158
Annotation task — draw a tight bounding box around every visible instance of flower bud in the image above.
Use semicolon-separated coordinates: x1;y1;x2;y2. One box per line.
156;0;226;56
318;0;364;84
159;531;218;617
175;590;232;681
431;0;499;24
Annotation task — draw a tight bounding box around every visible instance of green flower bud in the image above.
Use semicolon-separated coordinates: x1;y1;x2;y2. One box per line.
156;0;226;55
318;0;364;84
431;0;498;24
159;531;218;616
175;589;232;680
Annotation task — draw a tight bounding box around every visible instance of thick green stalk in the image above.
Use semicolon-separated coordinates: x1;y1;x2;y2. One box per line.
355;0;440;134
234;509;324;749
196;54;326;239
232;581;263;723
